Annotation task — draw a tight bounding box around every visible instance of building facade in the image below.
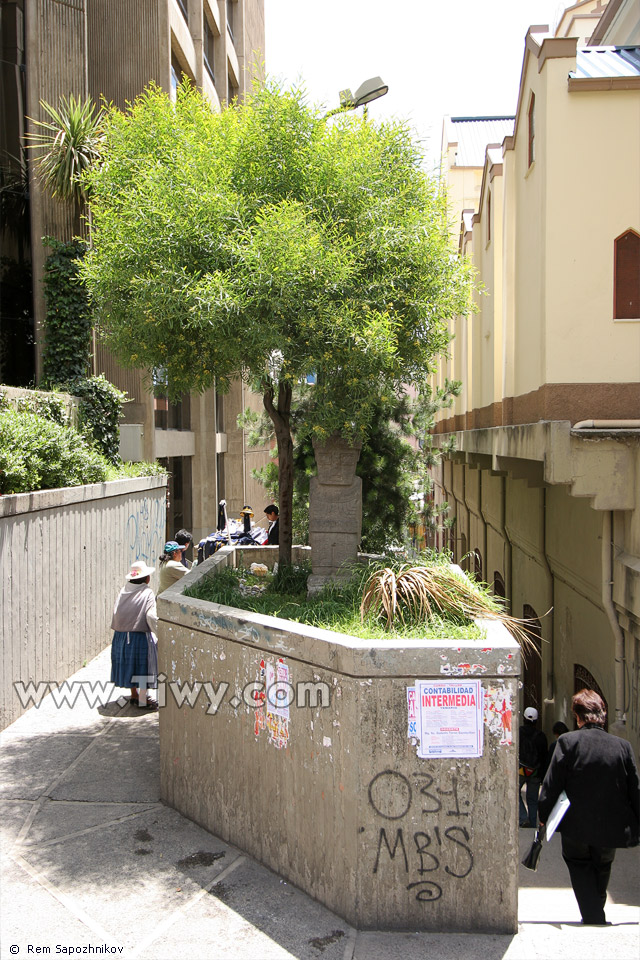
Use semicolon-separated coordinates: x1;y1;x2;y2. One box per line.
0;0;268;541
432;0;640;751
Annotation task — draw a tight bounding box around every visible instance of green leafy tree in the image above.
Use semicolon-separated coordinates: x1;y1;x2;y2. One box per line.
82;82;472;566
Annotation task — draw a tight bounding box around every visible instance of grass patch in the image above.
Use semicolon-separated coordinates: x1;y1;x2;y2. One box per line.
185;561;484;641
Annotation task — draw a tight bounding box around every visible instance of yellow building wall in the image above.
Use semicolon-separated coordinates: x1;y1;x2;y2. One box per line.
544;63;640;384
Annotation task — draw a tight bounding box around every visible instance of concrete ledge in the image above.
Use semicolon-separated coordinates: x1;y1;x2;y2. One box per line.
158;547;521;932
0;473;167;518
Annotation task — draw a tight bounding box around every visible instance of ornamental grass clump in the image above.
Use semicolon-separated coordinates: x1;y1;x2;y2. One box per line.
360;561;539;659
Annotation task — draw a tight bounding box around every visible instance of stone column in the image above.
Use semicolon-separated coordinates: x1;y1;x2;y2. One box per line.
308;434;362;594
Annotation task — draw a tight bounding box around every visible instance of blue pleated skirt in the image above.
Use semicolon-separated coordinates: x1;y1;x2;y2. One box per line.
111;631;158;688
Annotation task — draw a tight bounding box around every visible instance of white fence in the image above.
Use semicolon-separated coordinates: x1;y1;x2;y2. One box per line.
0;474;167;729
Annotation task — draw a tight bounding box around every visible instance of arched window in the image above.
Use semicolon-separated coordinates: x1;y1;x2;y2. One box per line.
614;230;640;319
574;664;608;731
473;549;483;580
493;571;506;600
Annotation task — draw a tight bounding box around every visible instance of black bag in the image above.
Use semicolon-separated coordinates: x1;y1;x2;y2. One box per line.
519;728;539;776
521;826;545;871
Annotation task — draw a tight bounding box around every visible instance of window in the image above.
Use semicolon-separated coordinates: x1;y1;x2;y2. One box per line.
158;456;193;540
614;229;640;319
226;0;234;40
176;0;188;24
227;74;238;104
527;93;535;167
574;664;608;731
487;189;491;245
493;571;506;600
153;368;191;430
204;15;215;82
170;57;180;102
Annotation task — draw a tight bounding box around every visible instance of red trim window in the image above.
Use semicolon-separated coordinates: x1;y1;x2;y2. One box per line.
614;229;640;319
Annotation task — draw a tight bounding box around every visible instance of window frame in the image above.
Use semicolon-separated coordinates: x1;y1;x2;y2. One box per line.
614;229;640;320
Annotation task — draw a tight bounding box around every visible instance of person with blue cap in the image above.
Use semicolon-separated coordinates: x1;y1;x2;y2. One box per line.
158;540;189;594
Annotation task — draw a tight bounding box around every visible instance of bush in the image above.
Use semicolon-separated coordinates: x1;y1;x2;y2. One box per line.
65;374;126;462
0;405;109;494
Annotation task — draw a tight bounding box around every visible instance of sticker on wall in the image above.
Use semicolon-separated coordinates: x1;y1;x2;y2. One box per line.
483;684;513;745
253;657;291;749
407;686;420;746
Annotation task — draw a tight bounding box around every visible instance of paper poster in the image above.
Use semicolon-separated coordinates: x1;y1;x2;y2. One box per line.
407;686;419;741
266;659;291;719
416;680;484;758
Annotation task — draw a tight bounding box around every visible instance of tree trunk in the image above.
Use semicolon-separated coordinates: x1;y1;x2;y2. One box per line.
263;381;293;568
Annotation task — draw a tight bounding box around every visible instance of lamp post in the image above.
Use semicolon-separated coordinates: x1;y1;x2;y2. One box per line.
324;76;389;119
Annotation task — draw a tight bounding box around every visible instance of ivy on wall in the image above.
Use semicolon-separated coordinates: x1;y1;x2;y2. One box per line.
41;237;92;387
40;239;127;463
66;375;126;464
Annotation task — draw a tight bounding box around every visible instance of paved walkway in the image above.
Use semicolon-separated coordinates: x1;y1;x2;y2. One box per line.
1;648;638;960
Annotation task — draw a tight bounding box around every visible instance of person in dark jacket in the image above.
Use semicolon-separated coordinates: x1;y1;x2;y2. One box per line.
538;689;640;926
264;504;279;545
540;720;570;780
519;706;548;827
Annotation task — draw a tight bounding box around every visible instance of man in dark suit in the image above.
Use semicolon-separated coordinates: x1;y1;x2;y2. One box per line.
538;689;639;925
264;504;279;545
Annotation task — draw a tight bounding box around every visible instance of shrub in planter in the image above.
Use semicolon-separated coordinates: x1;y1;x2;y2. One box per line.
0;405;109;494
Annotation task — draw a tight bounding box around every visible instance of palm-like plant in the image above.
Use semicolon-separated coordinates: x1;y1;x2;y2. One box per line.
360;561;540;659
26;95;104;211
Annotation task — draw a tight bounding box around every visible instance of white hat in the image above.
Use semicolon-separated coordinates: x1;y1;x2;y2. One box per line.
524;707;538;721
125;560;156;581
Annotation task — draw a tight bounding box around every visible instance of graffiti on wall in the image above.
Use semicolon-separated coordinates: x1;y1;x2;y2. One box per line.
367;768;473;903
126;495;166;566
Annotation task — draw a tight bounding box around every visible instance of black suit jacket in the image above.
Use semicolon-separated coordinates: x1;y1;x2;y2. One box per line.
267;518;279;545
538;724;640;848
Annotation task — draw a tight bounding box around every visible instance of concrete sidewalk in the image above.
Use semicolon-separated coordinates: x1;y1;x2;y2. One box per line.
1;649;638;960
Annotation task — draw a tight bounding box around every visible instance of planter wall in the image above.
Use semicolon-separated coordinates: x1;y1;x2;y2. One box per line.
158;547;521;933
0;474;167;729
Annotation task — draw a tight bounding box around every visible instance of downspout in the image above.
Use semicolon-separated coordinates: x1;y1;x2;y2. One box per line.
573;420;640;430
501;477;513;610
601;511;626;729
541;488;555;707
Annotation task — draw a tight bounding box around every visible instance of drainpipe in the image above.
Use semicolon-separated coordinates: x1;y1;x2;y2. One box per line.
601;511;626;728
501;477;513;609
541;489;555;707
573;420;640;430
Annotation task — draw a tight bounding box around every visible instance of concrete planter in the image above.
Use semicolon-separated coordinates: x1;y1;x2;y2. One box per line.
158;546;520;933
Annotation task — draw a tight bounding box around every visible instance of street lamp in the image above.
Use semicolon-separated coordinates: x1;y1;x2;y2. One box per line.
339;76;389;110
324;76;389;119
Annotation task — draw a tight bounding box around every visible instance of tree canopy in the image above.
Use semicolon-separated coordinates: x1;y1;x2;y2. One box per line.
82;81;472;563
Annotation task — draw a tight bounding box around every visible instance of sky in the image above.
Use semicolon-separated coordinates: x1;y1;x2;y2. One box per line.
264;0;566;169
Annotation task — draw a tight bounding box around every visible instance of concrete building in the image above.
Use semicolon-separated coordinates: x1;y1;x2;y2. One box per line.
432;0;640;752
0;0;268;540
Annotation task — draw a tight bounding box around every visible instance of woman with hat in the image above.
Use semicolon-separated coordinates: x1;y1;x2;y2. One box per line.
111;560;159;709
158;540;189;594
